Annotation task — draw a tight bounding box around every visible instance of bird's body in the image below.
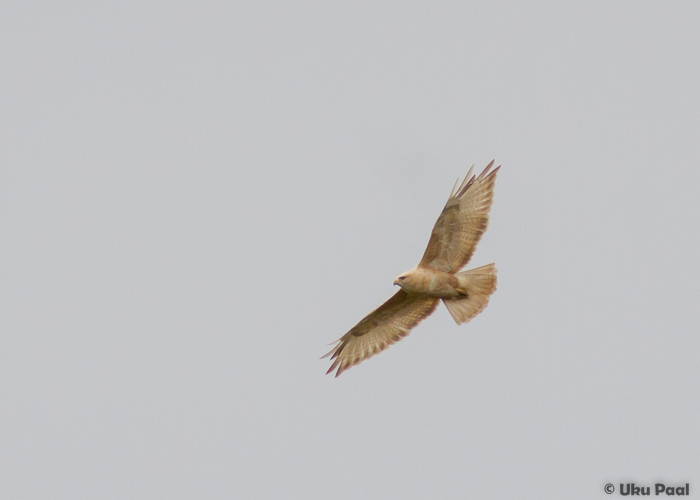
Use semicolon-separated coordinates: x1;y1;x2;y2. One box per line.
394;267;464;298
324;161;501;377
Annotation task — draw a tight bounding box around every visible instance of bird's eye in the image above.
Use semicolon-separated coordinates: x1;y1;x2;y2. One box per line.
399;276;406;280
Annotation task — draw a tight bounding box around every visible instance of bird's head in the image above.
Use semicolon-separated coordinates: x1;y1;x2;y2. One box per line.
393;269;420;292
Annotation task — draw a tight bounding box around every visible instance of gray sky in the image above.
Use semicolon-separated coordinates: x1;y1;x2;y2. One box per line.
2;2;699;499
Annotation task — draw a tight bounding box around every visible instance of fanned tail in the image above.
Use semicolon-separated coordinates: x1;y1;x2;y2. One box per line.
442;263;497;325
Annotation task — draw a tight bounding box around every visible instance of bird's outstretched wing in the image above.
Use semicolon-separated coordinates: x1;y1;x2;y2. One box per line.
323;290;439;377
418;161;500;273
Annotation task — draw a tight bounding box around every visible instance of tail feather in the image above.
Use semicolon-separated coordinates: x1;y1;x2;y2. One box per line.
443;263;497;325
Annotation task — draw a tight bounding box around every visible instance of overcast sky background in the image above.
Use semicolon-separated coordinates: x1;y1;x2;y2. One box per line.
2;2;699;499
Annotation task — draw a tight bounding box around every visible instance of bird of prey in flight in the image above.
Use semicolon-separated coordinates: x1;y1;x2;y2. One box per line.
324;161;500;377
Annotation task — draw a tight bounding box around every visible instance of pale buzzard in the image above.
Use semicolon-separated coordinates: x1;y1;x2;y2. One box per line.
324;161;500;377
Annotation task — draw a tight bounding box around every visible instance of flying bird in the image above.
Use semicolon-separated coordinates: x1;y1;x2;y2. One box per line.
324;161;500;377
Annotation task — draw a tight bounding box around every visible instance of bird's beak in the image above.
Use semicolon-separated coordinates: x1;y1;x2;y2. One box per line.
393;280;399;286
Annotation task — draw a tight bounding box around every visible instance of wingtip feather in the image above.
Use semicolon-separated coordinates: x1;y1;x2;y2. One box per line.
449;177;461;199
